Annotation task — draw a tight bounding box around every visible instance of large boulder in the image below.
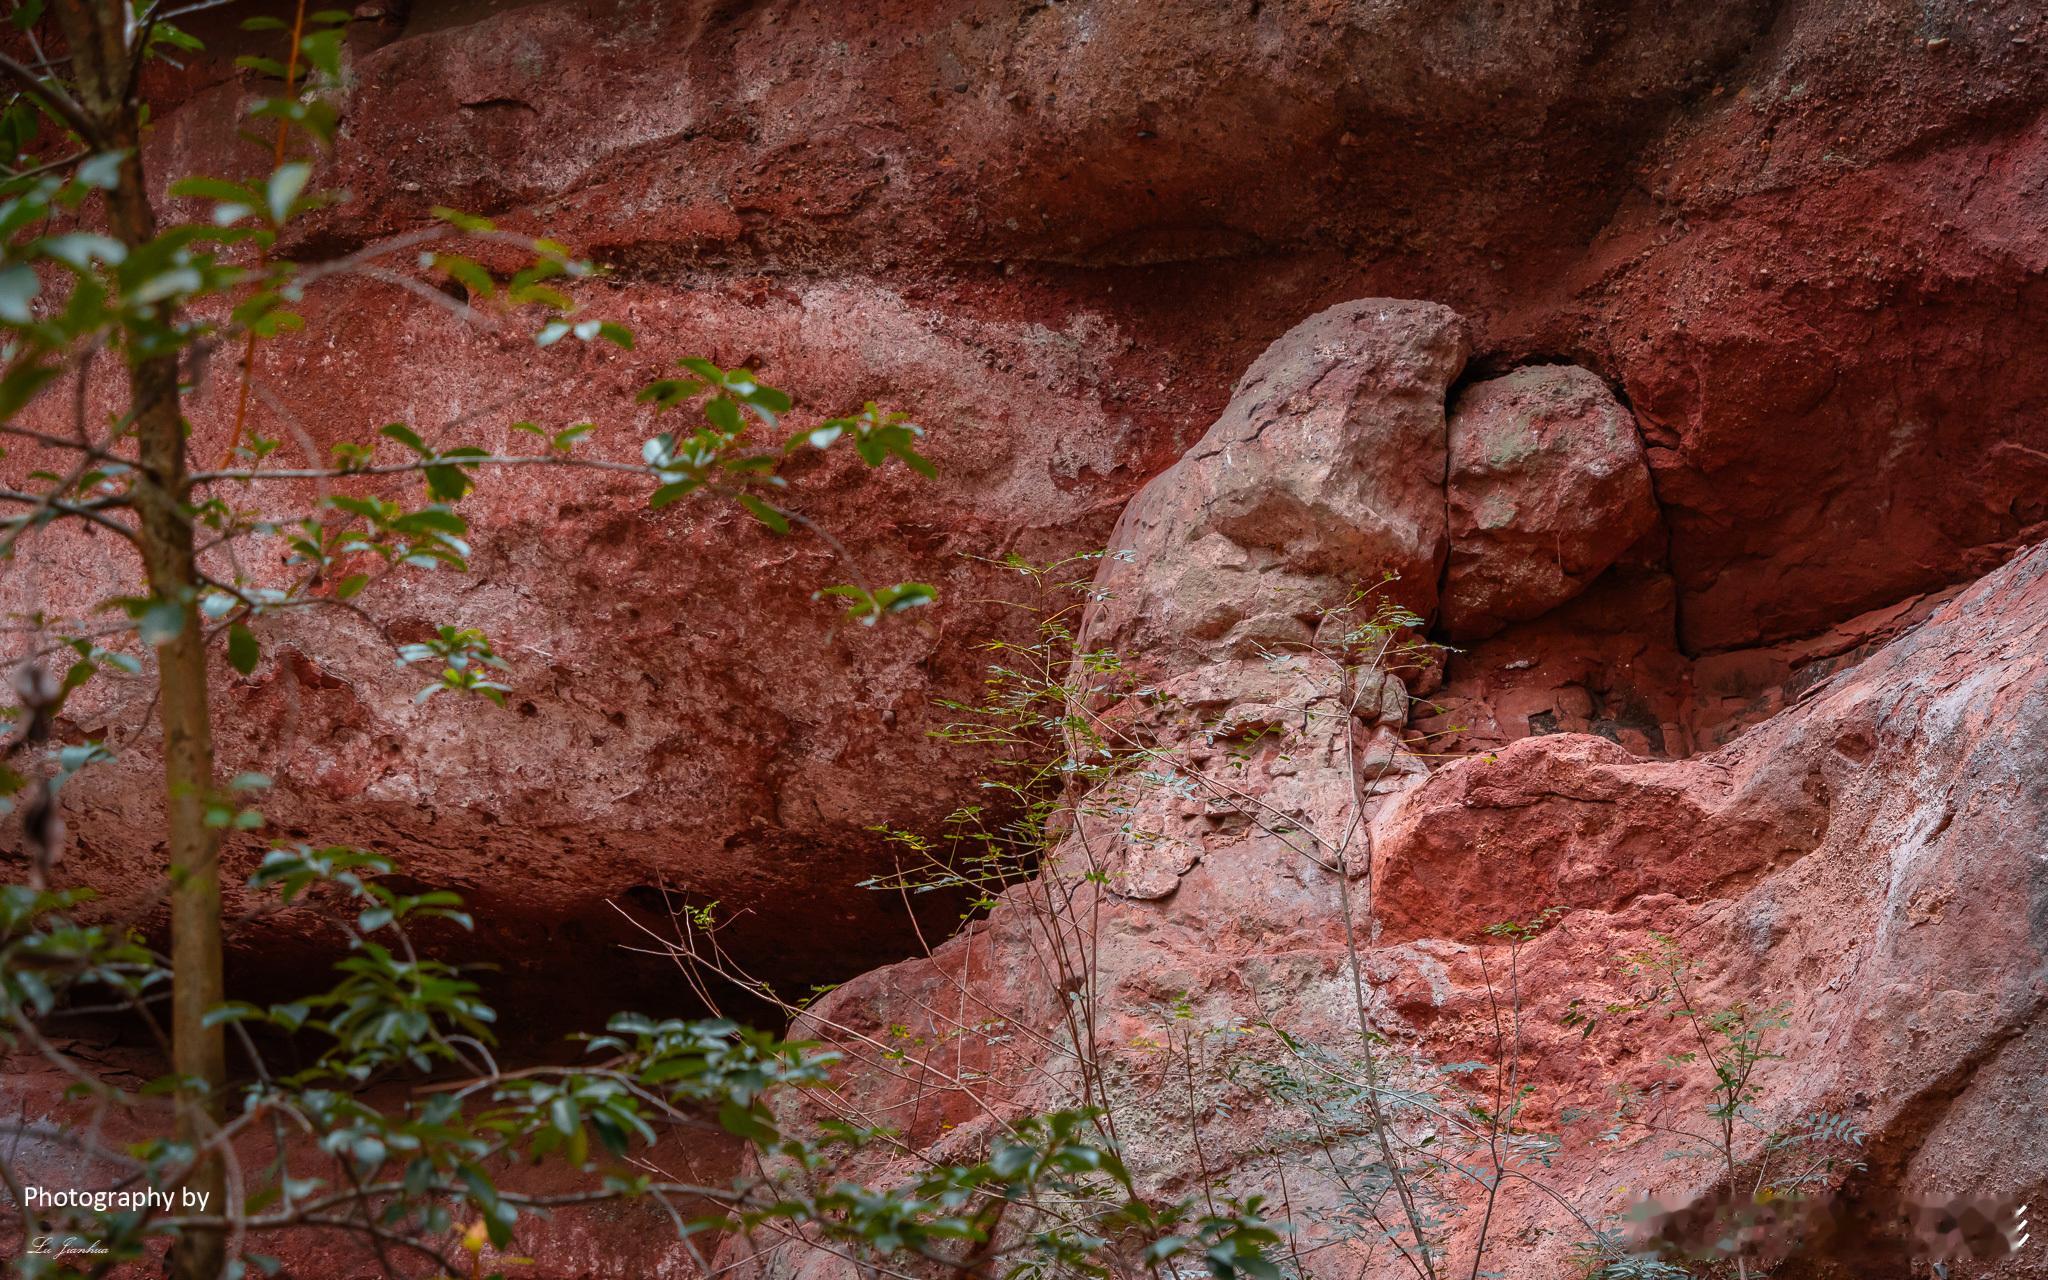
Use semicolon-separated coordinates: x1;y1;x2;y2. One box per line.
733;519;2048;1280
1081;299;1467;672
1442;365;1660;640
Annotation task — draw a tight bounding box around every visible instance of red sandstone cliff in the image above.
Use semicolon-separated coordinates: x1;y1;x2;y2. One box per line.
3;1;2046;1276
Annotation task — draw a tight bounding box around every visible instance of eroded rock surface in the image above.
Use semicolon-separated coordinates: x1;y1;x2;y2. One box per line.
1442;365;1660;640
1082;300;1467;672
4;3;2048;1272
731;373;2048;1277
6;0;2044;1024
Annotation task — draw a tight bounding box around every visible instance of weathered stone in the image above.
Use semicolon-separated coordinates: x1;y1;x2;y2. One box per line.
1442;365;1660;639
4;3;2048;1274
1081;299;1468;673
730;542;2048;1280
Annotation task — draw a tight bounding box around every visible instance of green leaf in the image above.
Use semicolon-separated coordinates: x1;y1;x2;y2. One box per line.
515;283;574;311
265;162;312;225
0;262;39;323
1144;1235;1190;1263
388;507;468;535
0;360;59;417
227;623;260;675
460;1166;516;1249
129;264;203;305
239;15;287;29
335;573;369;599
596;321;634;349
424;464;472;502
704;397;742;433
297;28;344;79
201;1002;266;1027
875;582;938;616
430;206;495;233
379;422;429;454
648;478;701;509
249;95;340;145
891;440;937;479
76;151;125;189
38;232;125;269
165;178;258;205
431;254;495;300
139;600;186;646
716;1099;778;1144
736;494;789;535
151;22;204;51
814;581;938;626
636;378;703;410
55;742;110;773
327;494;388;520
248;305;303;337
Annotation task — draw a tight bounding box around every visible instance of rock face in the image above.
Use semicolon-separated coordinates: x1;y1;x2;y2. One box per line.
1057;300;1464;900
731;334;2048;1277
1082;300;1467;671
4;0;2042;1023
1442;366;1660;640
1374;544;2048;1276
3;2;2048;1273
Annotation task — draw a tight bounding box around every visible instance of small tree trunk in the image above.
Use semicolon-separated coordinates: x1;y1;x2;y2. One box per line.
56;7;229;1277
134;349;229;1280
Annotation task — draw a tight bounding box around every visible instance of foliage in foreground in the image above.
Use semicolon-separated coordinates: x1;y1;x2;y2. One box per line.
676;558;1875;1280
0;8;1875;1280
0;3;966;1276
1;850;1289;1279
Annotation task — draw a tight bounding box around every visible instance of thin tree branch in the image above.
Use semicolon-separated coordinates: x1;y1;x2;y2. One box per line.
0;52;105;147
0;488;139;540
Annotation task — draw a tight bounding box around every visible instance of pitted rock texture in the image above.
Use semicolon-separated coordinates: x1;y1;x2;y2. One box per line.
5;0;2043;1027
1367;730;1829;945
731;484;2048;1280
1442;365;1660;640
294;0;1779;271
2;8;2046;1273
122;0;2048;662
1081;300;1467;673
712;302;2044;1276
5;275;1161;1030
